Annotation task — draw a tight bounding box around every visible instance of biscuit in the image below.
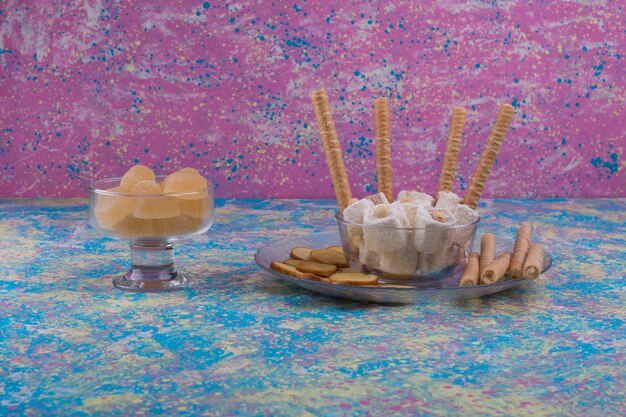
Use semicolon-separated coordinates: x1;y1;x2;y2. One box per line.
290;247;312;261
327;245;344;254
270;261;321;281
309;249;349;268
297;261;338;277
283;259;303;267
329;272;378;286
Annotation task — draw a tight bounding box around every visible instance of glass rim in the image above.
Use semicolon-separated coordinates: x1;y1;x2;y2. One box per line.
334;211;480;231
89;176;212;198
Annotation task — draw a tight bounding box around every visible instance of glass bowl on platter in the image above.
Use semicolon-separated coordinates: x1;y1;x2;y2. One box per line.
335;212;480;281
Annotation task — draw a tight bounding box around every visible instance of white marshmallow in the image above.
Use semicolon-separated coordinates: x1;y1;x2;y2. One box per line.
391;190;435;227
366;192;389;205
393;202;419;228
358;239;380;270
345;234;362;264
343;198;374;224
452;204;480;246
446;244;464;264
397;190;434;206
414;251;432;276
342;198;374;237
413;207;456;254
363;204;410;252
379;246;418;277
434;191;462;213
416;245;458;275
453;204;479;226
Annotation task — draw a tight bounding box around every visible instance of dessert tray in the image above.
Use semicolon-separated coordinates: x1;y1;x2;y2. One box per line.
255;231;553;304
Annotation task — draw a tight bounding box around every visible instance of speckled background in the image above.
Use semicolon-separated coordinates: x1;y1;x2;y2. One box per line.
0;1;624;198
1;198;625;416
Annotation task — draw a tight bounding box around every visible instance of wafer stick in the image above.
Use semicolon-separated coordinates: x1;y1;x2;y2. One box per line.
509;224;532;278
459;252;480;287
311;89;353;211
375;98;393;202
523;243;545;279
480;252;512;284
464;104;515;209
479;233;496;274
437;107;467;195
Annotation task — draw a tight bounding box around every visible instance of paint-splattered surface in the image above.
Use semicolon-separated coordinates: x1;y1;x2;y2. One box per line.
1;1;624;198
1;198;625;416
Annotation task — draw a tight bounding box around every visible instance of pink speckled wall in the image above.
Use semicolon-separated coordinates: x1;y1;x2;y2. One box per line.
0;1;624;198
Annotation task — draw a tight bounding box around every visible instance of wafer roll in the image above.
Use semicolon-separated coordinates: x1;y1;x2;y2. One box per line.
523;243;544;279
479;233;496;274
480;252;512;284
437;107;466;195
464;104;515;209
459;252;480;287
375;98;393;202
311;89;353;211
509;224;532;278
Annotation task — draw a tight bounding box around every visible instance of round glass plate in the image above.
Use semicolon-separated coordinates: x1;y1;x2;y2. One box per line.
254;231;553;304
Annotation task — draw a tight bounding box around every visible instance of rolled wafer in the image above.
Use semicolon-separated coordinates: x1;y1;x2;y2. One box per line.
374;98;393;202
437;107;467;195
464;104;515;209
459;252;480;287
509;224;532;278
523;243;545;279
480;252;512;284
479;233;496;274
311;89;353;211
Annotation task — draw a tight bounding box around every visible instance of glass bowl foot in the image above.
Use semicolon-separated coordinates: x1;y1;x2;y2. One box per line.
113;241;192;292
113;271;191;292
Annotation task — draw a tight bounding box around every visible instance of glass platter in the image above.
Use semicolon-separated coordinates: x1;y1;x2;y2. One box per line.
254;231;553;304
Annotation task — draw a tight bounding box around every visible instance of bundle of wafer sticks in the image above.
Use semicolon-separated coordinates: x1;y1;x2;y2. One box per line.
459;225;545;286
310;88;515;211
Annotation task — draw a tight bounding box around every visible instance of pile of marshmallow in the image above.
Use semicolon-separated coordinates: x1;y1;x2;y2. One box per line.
341;190;479;277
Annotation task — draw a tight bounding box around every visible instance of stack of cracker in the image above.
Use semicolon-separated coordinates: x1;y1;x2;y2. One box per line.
270;245;379;285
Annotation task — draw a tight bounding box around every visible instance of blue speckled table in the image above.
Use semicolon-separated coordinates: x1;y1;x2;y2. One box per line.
1;198;625;416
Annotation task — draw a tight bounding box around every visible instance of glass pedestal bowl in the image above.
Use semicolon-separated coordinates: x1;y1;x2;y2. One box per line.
88;176;214;292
